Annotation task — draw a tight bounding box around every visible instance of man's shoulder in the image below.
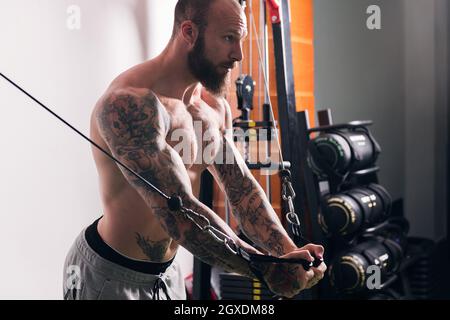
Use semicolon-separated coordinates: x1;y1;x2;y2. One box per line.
94;84;172;138
106;85;159;104
94;85;163;116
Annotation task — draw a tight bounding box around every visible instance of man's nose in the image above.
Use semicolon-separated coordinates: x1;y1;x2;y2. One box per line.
230;41;243;62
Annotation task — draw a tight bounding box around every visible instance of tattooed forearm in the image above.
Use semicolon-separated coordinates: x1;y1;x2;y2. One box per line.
215;163;253;206
230;188;289;257
183;226;254;277
212;137;297;257
236;192;286;256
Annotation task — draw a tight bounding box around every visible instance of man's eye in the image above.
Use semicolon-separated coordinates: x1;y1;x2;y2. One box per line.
224;35;234;42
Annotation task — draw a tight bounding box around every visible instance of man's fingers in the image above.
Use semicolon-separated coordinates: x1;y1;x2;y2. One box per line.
310;259;325;275
276;249;326;293
306;262;327;289
299;243;325;260
281;249;315;263
311;260;327;279
315;261;327;275
306;269;315;281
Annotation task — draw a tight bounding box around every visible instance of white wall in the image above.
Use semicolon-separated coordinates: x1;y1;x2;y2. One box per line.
0;0;193;300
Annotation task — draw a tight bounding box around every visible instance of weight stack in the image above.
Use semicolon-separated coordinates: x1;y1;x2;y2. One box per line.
219;274;274;300
405;237;438;299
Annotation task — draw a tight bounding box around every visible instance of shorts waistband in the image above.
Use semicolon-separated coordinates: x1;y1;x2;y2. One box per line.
75;218;176;283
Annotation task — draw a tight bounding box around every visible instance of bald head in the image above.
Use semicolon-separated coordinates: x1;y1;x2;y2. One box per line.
207;0;247;40
171;0;244;38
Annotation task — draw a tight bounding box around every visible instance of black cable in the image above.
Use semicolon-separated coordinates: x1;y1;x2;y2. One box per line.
0;72;317;271
0;72;169;201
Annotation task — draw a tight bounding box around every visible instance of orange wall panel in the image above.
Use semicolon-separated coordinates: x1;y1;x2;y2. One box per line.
217;0;315;231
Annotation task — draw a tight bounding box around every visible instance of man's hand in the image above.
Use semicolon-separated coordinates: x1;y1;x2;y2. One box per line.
260;244;327;298
300;244;327;290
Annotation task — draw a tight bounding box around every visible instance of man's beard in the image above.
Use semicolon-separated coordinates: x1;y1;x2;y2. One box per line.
187;34;230;95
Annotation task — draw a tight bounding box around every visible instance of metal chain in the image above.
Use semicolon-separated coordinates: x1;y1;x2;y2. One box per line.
180;207;240;256
281;174;303;238
247;2;305;242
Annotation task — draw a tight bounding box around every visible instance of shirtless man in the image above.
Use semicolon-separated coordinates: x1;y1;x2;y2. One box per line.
63;0;326;300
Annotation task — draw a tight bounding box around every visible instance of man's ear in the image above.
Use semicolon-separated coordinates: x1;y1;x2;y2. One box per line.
180;21;199;48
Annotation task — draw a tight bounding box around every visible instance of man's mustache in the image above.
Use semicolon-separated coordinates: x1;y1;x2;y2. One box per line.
221;62;236;69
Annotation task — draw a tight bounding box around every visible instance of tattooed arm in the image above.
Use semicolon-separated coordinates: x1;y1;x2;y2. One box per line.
95;89;260;277
209;138;298;257
206;95;298;257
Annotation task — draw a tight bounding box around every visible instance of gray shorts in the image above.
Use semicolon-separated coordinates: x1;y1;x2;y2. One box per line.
63;225;186;300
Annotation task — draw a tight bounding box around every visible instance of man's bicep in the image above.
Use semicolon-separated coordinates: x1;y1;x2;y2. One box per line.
96;90;166;161
96;90;193;200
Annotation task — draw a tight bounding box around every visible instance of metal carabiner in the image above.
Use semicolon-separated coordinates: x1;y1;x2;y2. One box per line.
286;211;301;227
285;196;295;216
282;180;296;201
224;238;239;256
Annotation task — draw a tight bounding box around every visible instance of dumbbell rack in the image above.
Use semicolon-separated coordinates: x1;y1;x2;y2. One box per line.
310;110;430;300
